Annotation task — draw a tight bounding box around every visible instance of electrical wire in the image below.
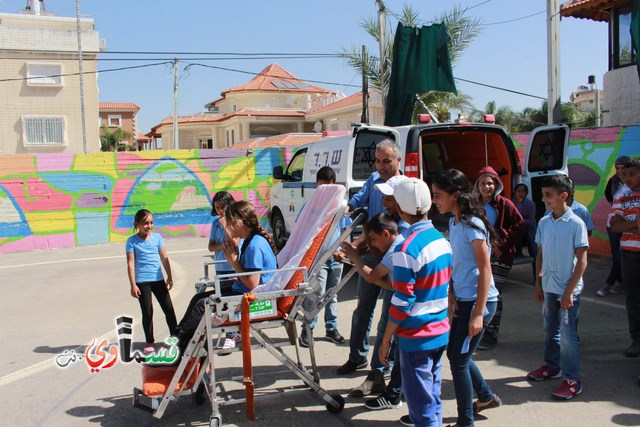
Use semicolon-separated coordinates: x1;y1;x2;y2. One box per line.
455;77;546;100
481;10;545;26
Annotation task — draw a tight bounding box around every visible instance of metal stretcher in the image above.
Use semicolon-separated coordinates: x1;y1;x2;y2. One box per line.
132;184;366;426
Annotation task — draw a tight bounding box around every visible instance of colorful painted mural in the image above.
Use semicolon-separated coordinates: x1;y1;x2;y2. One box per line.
512;125;640;257
0;126;637;255
0;148;293;253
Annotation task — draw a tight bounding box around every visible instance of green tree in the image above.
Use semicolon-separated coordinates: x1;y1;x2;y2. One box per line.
341;4;481;122
471;101;518;132
100;126;132;152
511;101;591;133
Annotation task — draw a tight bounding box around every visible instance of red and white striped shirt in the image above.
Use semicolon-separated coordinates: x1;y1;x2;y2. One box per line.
609;189;640;252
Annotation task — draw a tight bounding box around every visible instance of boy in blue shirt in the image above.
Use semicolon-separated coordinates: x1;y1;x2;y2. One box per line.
527;174;589;400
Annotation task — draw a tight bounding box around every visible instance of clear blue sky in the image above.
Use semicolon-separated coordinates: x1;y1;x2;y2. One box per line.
1;0;608;132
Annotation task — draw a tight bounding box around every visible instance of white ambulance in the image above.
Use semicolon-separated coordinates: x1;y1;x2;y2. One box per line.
269;119;569;249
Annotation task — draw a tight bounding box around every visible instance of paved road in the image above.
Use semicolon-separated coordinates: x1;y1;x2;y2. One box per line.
1;237;639;426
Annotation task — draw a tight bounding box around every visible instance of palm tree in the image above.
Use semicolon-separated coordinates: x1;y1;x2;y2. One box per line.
100;126;132;152
471;101;518;132
341;4;481;122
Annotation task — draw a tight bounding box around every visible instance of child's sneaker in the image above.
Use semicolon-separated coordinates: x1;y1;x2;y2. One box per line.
610;283;625;294
596;286;609;297
526;365;561;381
551;379;582;400
219;334;241;354
364;391;402;410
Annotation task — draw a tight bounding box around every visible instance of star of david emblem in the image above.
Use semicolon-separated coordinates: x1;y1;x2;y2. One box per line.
356;141;377;168
538;139;556;161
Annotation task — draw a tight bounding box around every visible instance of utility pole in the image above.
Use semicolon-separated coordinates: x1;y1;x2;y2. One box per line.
361;44;369;123
376;0;387;114
75;0;87;153
173;58;179;150
547;0;561;124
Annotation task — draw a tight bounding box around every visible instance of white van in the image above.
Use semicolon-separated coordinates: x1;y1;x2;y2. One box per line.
269;120;569;249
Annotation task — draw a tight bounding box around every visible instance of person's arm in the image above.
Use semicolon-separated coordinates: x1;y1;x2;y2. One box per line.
501;199;525;250
340;242;391;288
534;245;544;303
560;246;588;309
347;174;373;211
208;218;228;252
610;215;640;233
158;247;173;290
223;240;262;290
378;320;400;368
126;252;140;298
469;239;491;338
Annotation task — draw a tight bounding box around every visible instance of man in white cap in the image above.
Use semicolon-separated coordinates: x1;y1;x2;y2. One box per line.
338;139;403;376
378;177;453;427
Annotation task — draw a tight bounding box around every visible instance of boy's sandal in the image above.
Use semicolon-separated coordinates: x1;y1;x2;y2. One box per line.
473;394;502;414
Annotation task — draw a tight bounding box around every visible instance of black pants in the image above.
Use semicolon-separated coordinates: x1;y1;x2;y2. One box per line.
137;280;177;344
175;287;242;352
622;250;640;341
483;262;511;340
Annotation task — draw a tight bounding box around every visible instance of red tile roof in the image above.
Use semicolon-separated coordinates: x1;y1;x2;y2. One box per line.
232;133;324;149
308;91;364;115
136;131;150;142
99;102;140;111
220;64;332;96
560;0;629;21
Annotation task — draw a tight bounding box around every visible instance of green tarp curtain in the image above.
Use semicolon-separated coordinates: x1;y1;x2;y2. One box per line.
384;22;457;127
632;0;640;82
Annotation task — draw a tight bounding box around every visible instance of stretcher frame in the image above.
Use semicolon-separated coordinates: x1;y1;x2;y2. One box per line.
133;188;366;426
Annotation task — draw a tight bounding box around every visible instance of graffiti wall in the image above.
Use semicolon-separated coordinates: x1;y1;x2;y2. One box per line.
0;148;293;254
0;126;637;256
513;125;640;257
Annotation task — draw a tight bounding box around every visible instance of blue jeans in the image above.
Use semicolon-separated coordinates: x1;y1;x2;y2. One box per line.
370;289;402;396
348;253;382;363
307;259;342;332
447;300;497;427
543;292;581;380
400;346;446;427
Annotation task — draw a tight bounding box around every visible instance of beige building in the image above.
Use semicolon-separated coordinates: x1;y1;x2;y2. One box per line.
569;85;604;113
0;5;101;154
149;64;383;149
99;102;140;149
561;0;640;126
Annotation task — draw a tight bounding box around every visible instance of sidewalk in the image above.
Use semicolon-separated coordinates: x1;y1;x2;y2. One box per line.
0;237;638;426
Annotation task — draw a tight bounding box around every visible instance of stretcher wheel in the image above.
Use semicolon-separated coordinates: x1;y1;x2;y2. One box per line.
193;383;207;405
326;394;345;413
209;417;220;427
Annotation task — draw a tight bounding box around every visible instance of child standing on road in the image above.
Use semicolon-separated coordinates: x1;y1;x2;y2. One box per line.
432;169;501;426
512;183;537;261
126;209;178;353
208;191;237;291
527;174;588;400
609;157;640;358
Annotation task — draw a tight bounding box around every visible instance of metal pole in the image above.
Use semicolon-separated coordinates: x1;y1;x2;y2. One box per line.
75;0;87;153
173;58;179;150
361;44;369;123
547;0;561;124
595;84;601;127
376;0;387;114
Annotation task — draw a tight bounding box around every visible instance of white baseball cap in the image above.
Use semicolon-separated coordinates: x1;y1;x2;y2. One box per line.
374;175;408;196
393;178;432;215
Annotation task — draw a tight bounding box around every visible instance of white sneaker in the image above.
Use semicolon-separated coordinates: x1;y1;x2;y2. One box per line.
219;334;241;354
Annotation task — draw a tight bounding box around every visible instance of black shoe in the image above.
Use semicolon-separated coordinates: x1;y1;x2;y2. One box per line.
364;391;402;410
625;340;640;358
477;333;498;351
325;329;345;344
399;414;414;426
298;331;309;348
337;359;368;375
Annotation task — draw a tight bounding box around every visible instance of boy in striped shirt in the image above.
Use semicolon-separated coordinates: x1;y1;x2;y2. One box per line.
609;157;640;358
378;178;452;427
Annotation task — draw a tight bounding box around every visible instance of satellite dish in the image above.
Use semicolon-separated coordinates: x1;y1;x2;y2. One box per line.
313;121;323;133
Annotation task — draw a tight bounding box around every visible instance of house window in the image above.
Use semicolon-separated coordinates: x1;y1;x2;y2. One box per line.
611;6;637;69
22;116;65;146
198;138;213;149
108;115;122;127
26;63;62;86
225;129;235;147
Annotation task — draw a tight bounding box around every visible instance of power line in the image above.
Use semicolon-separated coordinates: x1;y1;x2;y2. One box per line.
455;77;546;100
0;61;171;83
481;10;545;26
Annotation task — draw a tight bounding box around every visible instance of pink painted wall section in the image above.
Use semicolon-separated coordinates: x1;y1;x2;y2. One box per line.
0;147;292;253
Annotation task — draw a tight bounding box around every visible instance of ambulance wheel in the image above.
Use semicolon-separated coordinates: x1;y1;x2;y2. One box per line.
326;394;345;413
271;209;287;250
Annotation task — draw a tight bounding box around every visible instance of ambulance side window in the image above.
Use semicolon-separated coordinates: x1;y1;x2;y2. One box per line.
286;149;307;181
352;132;392;180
